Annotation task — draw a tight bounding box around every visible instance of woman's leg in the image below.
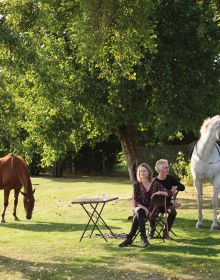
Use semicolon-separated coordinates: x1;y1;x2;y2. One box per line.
119;215;139;247
136;208;147;238
128;215;139;237
163;205;177;239
136;208;149;247
149;219;156;238
167;206;177;231
119;209;150;247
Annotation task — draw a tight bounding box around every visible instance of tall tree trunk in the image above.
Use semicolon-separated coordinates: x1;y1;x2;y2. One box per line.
53;160;63;177
117;122;140;182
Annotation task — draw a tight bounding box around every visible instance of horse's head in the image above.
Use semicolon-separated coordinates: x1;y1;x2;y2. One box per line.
200;115;220;140
21;189;35;219
210;116;220;141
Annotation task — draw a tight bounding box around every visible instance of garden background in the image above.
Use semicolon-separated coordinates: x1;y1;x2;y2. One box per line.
0;1;219;279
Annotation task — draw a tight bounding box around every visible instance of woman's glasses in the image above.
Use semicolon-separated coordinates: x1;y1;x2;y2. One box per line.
163;166;169;169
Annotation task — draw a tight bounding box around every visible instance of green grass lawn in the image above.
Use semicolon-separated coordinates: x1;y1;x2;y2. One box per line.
0;176;219;280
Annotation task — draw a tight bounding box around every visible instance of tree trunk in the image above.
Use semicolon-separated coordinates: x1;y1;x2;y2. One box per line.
101;151;106;173
53;160;63;177
117;122;140;182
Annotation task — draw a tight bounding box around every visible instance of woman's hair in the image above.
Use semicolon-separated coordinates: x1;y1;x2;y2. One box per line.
155;159;168;173
136;163;153;182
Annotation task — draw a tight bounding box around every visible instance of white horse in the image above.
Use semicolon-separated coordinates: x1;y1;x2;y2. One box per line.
191;115;220;230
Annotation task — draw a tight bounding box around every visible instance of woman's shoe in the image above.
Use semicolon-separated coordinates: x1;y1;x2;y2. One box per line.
141;236;150;247
163;230;174;241
118;235;132;247
118;239;132;247
148;228;155;239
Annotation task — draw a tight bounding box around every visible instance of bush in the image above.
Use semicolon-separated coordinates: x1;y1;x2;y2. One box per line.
171;152;192;185
113;152;128;175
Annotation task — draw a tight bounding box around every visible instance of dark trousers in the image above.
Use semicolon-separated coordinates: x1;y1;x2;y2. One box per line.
128;208;147;239
167;207;177;230
150;206;177;231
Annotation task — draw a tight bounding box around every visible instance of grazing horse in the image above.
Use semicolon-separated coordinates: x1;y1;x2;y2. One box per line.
0;153;35;223
191;115;220;230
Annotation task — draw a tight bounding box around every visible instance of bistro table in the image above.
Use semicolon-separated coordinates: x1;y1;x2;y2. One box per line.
72;196;118;242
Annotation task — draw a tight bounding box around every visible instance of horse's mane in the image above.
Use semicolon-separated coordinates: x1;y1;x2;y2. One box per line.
200;118;211;135
200;115;220;136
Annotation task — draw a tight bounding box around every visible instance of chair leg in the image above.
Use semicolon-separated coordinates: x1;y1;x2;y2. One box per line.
170;228;177;237
131;230;139;243
152;213;167;242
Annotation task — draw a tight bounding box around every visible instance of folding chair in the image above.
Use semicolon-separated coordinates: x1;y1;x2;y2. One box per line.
131;194;167;243
150;191;179;241
131;191;180;243
148;193;168;242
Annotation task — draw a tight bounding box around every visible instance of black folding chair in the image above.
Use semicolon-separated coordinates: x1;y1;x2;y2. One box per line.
150;191;179;240
131;194;168;243
131;191;179;243
148;193;169;242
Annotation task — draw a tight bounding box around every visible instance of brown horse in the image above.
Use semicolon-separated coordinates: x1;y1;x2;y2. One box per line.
0;153;35;223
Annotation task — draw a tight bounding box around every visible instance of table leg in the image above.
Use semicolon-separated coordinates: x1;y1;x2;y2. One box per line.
89;203;106;238
80;203;108;242
90;203;117;239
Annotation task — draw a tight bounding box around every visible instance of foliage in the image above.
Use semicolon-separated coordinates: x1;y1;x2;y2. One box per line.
116;151;127;168
0;0;219;171
149;0;220;139
114;151;128;174
171;151;192;185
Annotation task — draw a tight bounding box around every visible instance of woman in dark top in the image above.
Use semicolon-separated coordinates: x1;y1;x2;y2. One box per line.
119;163;172;247
150;159;185;240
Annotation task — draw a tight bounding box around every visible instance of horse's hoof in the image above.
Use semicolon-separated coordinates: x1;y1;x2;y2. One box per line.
211;226;218;230
14;217;20;221
1;220;5;223
196;224;203;229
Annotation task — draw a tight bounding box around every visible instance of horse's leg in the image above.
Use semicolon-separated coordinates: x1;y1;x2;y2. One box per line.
211;183;220;230
1;189;10;223
13;188;20;221
194;178;203;229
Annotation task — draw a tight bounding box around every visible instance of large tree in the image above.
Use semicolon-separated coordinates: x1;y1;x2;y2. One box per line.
0;0;219;180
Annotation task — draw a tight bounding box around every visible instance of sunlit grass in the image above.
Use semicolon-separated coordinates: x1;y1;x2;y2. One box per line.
0;176;219;279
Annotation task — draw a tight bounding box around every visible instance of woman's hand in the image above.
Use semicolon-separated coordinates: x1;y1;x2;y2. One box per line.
160;191;168;197
153;191;168;197
171;186;177;196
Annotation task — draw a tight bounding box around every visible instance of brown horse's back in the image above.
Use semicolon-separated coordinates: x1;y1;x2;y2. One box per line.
0;154;35;222
0;154;29;189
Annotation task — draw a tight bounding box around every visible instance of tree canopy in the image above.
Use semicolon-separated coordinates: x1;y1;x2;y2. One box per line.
0;0;219;179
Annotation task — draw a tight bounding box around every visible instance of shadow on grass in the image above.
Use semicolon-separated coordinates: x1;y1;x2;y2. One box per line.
0;253;181;280
103;238;220;279
172;216;220;232
179;197;218;209
1;241;217;280
112;213;220;229
0;225;220;279
0;221;121;233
